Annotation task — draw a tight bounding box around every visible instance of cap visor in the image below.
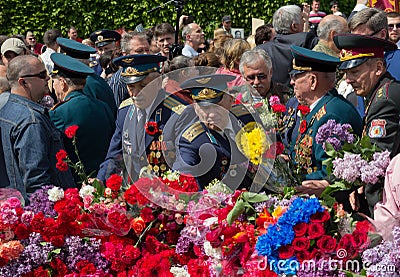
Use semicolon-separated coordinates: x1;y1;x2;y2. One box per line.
96;41;113;48
122;75;146;84
289;69;305;76
338;58;368;70
195;96;223;106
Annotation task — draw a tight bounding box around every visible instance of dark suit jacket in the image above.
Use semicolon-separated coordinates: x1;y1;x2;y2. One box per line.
256;32;319;86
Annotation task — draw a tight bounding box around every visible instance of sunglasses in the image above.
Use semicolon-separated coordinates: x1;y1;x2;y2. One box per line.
388;23;400;30
245;73;267;81
28;37;36;40
20;70;48;79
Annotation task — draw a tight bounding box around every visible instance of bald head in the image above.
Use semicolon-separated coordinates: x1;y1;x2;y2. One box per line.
317;15;348;41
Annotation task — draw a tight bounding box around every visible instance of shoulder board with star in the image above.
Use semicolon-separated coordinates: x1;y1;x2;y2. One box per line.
230;104;250;117
119;98;134;109
182;122;205;142
50;98;71;111
163;96;185;113
315;105;327;121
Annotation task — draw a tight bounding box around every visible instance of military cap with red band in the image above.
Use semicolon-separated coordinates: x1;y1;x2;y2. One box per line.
333;33;397;70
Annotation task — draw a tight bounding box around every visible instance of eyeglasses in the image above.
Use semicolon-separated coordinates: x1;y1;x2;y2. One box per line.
27;37;36;40
20;70;48;79
388;23;400;30
244;73;267;81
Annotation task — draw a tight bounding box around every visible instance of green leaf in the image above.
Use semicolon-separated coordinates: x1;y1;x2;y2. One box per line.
227;199;245;225
241;192;270;203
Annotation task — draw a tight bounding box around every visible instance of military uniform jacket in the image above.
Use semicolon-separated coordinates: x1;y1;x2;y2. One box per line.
290;89;362;180
281;97;300;149
84;74;118;119
97;91;189;182
49;90;116;179
364;73;400;157
172;104;260;190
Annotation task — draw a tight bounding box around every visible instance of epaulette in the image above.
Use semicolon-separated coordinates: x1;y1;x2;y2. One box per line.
231;104;250;118
163;96;185;113
119;98;134;109
171;104;186;115
89;60;98;67
50;98;71;111
182;122;205;142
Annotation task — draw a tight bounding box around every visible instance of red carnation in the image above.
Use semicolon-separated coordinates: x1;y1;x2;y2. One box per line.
50;258;69;276
299;120;307;134
271;103;286;113
145;121;159;135
56;161;68;172
140;207;155;223
297;105;310;116
106;174;123;191
14;223;30;240
56;149;68;162
64;125;79;138
308;222;325;239
264;141;285;159
317;235;337;253
124;183;150;206
293;222;308;237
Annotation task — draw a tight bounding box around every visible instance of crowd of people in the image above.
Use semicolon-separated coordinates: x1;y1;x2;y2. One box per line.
0;0;399;230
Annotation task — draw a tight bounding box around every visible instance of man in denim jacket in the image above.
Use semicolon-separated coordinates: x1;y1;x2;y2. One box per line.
0;55;75;203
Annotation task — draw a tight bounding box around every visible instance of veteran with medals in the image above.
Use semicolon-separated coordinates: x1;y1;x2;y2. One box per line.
334;34;400;213
97;54;189;182
172;74;268;191
288;46;363;196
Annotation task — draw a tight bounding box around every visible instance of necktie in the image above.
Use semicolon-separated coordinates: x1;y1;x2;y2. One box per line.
136;109;147;148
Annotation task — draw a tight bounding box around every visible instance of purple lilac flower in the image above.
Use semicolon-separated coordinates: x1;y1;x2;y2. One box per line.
360;163;383;185
25;185;57;217
316;120;354;151
372;150;391;171
325;137;342;151
362;227;400;277
61;235;109;272
332;153;367;182
0;233;54;276
175;235;192;254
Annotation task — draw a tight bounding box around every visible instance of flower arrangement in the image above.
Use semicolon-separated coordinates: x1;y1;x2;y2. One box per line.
256;197;374;276
316;120;391;195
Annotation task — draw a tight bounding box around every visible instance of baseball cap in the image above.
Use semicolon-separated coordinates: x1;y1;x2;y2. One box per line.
1;38;27;56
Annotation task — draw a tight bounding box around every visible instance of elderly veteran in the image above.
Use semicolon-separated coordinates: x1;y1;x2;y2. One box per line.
334;33;400;213
172;74;268;191
96;54;189;182
288;45;362;180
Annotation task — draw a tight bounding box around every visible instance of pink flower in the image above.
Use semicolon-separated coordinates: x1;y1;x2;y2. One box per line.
269;95;280;106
